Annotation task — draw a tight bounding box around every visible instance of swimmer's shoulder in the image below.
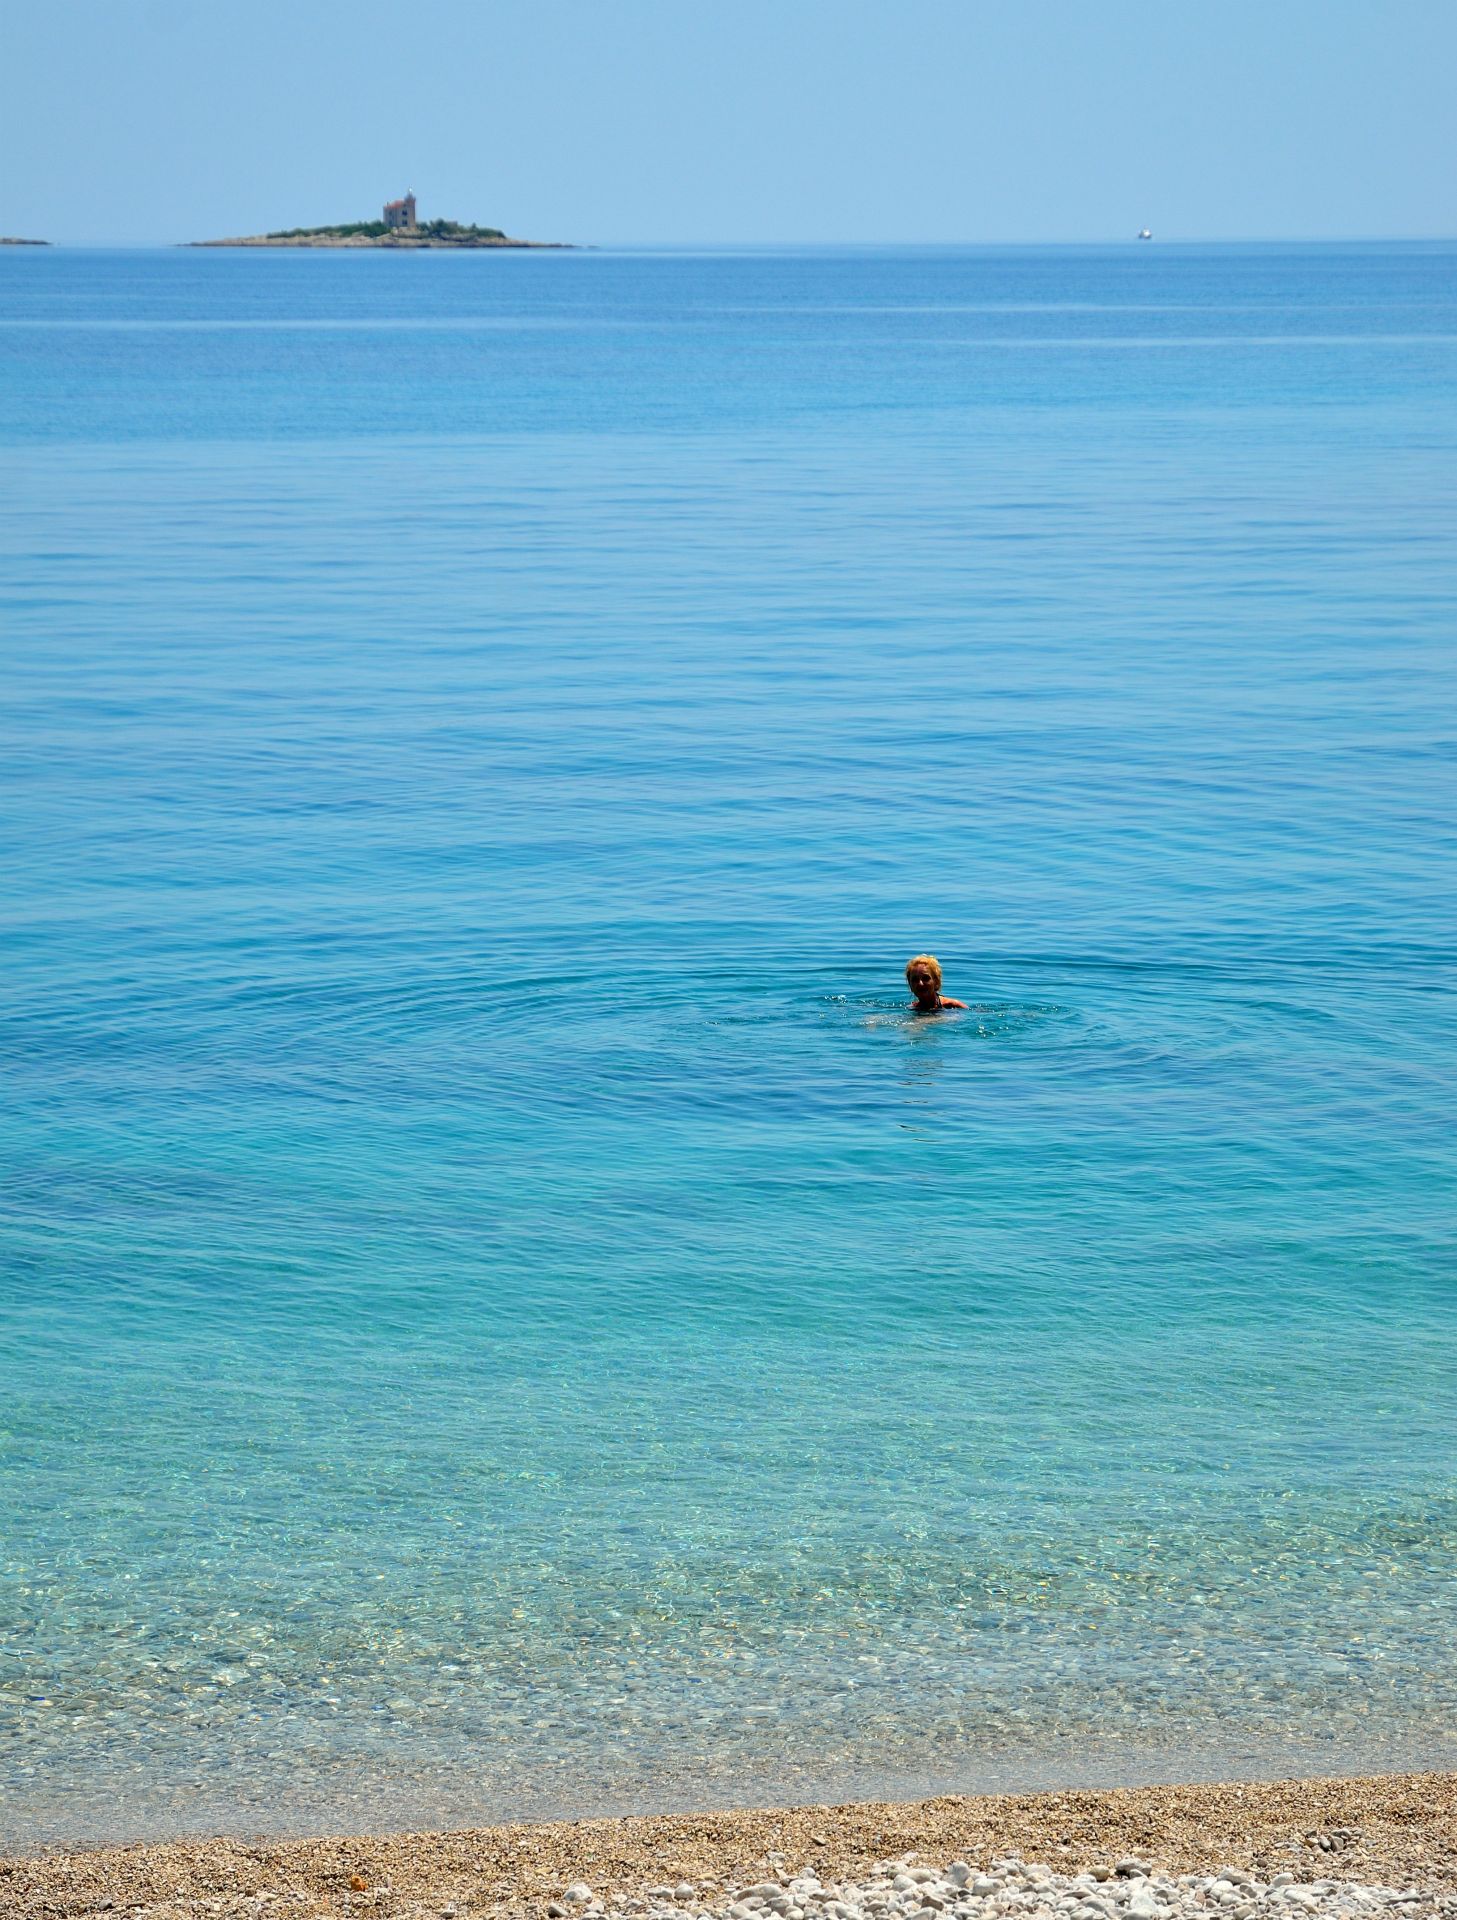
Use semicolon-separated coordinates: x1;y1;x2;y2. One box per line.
938;996;968;1010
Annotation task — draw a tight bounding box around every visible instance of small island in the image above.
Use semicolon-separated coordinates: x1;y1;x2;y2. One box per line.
0;236;50;246
191;191;567;249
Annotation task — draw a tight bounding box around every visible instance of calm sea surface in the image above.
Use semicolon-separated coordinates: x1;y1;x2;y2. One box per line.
2;244;1455;1847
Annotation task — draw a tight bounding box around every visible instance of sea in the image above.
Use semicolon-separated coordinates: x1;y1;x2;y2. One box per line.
2;242;1455;1849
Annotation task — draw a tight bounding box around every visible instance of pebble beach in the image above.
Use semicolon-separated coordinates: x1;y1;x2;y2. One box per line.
6;1774;1455;1920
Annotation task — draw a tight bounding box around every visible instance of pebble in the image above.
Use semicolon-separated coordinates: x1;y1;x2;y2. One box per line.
590;1856;1447;1920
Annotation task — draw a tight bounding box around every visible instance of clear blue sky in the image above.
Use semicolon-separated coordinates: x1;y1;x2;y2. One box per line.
4;0;1454;245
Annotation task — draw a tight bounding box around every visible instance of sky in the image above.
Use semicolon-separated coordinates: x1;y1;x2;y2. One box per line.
3;0;1454;246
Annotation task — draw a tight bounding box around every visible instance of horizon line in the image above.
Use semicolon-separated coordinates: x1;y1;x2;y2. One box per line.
7;232;1457;252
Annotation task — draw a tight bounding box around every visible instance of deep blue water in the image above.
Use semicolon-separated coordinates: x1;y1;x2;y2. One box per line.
2;244;1455;1848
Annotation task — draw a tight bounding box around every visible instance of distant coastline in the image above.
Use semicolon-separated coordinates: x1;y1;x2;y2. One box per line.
0;236;49;246
188;218;570;250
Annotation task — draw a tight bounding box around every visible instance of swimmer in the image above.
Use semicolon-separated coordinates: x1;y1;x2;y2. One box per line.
906;954;967;1013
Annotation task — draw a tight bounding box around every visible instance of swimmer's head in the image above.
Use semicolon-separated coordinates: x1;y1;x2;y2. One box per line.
906;954;942;1006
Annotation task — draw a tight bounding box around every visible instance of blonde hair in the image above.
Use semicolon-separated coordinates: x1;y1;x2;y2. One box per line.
906;954;942;988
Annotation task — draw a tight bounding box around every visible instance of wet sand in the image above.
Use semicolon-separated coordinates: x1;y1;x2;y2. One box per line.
4;1772;1455;1919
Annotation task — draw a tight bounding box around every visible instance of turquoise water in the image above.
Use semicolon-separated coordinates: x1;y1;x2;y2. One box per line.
2;244;1455;1848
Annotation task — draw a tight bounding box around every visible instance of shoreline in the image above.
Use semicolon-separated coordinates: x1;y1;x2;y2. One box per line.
6;1772;1456;1917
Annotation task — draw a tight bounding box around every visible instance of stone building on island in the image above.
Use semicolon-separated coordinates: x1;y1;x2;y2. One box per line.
383;192;417;231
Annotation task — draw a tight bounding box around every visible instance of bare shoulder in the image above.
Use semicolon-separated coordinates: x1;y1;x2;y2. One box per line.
939;996;968;1010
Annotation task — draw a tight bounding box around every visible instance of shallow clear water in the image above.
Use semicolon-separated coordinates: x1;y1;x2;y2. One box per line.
2;244;1455;1847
